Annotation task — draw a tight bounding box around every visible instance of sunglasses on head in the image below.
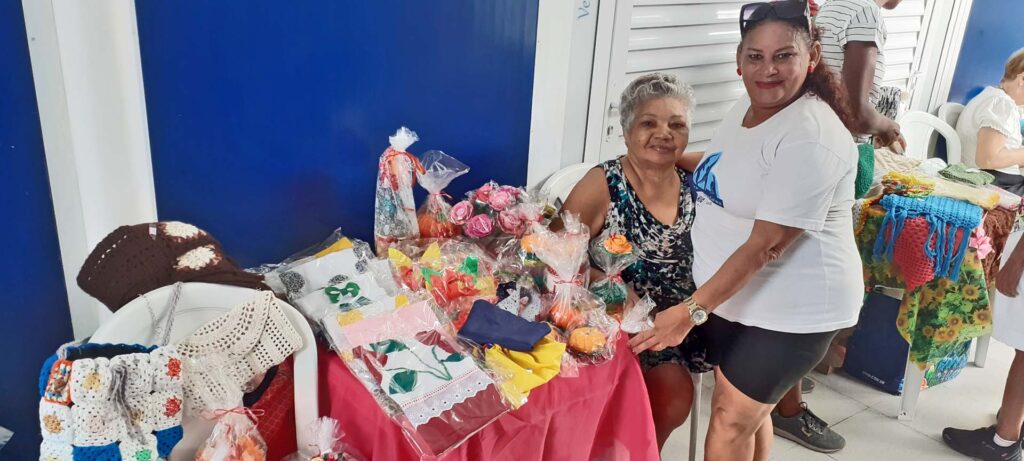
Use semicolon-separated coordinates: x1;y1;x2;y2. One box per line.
739;1;811;37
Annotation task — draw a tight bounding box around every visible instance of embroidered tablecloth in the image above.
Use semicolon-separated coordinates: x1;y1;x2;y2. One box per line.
319;335;659;461
857;205;994;367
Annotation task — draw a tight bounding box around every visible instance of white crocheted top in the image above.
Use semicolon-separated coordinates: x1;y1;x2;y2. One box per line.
176;291;302;413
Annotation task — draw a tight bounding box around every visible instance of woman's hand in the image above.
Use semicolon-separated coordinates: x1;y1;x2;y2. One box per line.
997;259;1024;297
627;304;692;354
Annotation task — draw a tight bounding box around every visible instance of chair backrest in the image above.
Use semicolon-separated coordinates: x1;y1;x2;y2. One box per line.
898;110;962;165
90;282;318;460
938;102;965;128
539;163;596;207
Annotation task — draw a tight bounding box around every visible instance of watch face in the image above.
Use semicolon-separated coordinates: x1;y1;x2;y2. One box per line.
691;309;709;325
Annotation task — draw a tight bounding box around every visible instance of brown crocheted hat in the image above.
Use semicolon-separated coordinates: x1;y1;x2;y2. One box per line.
77;221;267;312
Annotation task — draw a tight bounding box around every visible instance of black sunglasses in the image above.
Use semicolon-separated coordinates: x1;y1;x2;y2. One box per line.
739;1;811;37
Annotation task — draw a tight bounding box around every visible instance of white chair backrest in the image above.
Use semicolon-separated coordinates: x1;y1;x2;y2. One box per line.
539;163;596;207
91;283;318;461
938;102;965;128
898;110;962;165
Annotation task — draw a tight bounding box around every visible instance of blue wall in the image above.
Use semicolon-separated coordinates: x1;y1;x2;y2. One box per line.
0;3;74;458
137;1;540;267
948;0;1024;104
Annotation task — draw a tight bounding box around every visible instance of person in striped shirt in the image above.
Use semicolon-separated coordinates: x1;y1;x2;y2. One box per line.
815;0;906;148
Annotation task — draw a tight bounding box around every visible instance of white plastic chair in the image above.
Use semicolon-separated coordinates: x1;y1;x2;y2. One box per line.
898;110;962;165
90;282;318;461
538;163;596;207
938;102;965;129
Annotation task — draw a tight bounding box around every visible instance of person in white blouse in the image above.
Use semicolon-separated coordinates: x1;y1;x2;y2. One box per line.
957;48;1024;195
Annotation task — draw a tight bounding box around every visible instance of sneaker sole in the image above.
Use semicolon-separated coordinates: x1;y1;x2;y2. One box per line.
774;428;844;454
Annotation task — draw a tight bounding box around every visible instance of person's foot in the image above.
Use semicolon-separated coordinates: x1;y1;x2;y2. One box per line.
772;402;845;453
801;376;815;394
995;409;1024;438
942;426;1022;461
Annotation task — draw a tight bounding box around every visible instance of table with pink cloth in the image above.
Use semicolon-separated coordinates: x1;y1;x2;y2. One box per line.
318;336;659;460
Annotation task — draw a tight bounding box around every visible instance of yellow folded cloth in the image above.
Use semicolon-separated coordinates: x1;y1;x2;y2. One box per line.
933;177;1001;210
484;336;566;408
314;237;354;258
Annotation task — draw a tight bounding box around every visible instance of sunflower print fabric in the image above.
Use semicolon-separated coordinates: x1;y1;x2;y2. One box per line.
857;205;993;368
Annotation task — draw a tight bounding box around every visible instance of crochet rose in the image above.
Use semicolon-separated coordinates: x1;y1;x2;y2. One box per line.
487;189;515;211
464;214;494;238
603;234;633;255
497;210;526;236
474;183;495;203
449;200;474;225
499;185;522;199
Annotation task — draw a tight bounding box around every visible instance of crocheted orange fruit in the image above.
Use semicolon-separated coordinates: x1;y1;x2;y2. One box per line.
568;327;606;354
549;302;584;330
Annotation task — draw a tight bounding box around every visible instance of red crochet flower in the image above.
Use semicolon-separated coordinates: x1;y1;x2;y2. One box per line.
166;358;181;378
164;397;182;417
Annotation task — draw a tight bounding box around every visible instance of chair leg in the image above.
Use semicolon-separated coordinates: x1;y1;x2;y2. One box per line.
975;334;992;368
690;373;702;461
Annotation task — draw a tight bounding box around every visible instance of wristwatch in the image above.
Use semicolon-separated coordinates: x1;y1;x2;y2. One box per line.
683;296;709;326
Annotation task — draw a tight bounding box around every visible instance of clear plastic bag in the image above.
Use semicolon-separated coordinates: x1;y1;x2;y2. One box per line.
262;229;375;299
195;409;268;461
529;214;594;331
588;230;639;309
319;300;512;460
285;417;365;461
416;150;470;239
374;127;424;255
620;295;655;334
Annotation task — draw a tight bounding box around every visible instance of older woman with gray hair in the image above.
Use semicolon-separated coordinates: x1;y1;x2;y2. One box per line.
560;72;709;449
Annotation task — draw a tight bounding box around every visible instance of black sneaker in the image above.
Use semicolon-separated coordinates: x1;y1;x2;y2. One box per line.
801;376;815;394
942;426;1022;461
772;402;845;453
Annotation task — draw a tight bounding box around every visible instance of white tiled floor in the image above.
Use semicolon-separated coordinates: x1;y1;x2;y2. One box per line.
662;339;1016;460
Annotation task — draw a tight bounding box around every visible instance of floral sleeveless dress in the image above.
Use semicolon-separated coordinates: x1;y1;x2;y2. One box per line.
600;157;712;373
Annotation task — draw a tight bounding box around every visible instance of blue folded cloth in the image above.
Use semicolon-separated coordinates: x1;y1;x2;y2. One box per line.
458;300;550;351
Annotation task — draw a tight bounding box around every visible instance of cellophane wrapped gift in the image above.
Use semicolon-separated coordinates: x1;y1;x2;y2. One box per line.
416;150;470;239
374;127;424;255
195;409;267;461
320;299;512;460
620;295;655;334
452;182;547;255
285;417;365;461
530;214;619;365
588;230;639;311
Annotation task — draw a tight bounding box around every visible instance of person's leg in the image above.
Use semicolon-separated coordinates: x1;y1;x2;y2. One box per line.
705;368;775;461
752;414;773;461
776;382;803;417
997;349;1024;441
942;349;1024;460
643;363;695;450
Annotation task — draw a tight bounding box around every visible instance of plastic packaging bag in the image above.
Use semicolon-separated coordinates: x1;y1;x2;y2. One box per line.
374;127;424;255
285;417;364;461
320;300;511;459
620;295;655;334
529;214;596;330
417;150;470;239
588;230;639;309
195;409;268;461
262;229;375;299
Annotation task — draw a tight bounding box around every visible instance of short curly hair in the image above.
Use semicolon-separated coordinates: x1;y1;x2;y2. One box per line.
618;72;695;134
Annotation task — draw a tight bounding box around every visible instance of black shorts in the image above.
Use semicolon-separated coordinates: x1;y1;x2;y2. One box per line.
703;314;839;404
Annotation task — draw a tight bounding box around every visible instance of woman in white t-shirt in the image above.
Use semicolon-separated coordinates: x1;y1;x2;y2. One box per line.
956;49;1024;195
629;2;863;459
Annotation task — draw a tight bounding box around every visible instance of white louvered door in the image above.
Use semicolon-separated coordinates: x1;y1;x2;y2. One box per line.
586;0;931;162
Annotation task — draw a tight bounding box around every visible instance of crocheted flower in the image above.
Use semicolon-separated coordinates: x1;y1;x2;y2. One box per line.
43;414;63;434
161;221;202;240
166;358;181;378
464;214;494;239
497;210;525;236
603;234;633;255
474;183;495;203
175;245;220;271
82;371;102;391
450;200;474;225
487;189;515;211
131;449;153;461
164;397;182;417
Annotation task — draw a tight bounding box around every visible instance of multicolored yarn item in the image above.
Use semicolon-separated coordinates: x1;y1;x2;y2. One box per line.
873;194;983;285
881;171;934;198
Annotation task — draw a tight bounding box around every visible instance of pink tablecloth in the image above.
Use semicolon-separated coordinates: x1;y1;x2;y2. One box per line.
318;336;659;461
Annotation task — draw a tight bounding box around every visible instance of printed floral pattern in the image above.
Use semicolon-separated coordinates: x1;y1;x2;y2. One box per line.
858;206;994;367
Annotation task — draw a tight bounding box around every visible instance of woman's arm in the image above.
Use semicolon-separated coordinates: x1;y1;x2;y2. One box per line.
842;42;905;149
553;167;610;238
628;221;799;353
675;151;706;173
975;127;1024;170
997;236;1024;297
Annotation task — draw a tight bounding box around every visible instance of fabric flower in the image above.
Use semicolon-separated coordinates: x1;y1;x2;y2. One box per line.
603;234;633;255
499;185;522;199
175;245;220;271
488;190;515;211
450;200;474;225
497;210;525;236
464;214;494;238
161;221;202;239
970;227;993;260
474;183;495;203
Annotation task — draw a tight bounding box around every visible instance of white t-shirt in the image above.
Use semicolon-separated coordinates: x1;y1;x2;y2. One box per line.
691;95;865;334
957;86;1024;176
817;0;887;105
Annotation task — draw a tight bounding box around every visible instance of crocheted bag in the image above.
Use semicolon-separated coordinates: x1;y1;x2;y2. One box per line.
77;222;267;312
38;343;185;461
856;144;875;199
939;164;995;186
